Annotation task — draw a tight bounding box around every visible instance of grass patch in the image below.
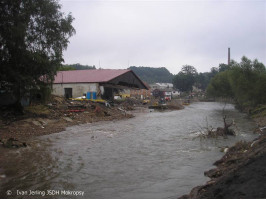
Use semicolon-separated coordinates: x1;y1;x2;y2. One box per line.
251;104;266;118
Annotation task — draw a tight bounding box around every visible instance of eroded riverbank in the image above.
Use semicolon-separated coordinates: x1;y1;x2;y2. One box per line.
181;133;266;198
0;102;259;198
0;97;135;142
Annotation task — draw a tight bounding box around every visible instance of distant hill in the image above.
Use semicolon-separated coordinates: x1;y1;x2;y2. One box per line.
59;63;96;71
128;66;173;84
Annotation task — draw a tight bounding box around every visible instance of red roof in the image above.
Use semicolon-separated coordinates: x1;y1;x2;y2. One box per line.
53;69;130;83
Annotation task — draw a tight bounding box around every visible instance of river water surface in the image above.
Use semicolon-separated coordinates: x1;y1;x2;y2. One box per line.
0;102;258;198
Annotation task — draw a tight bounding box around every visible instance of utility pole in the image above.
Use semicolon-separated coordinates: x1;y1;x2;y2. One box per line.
228;47;230;65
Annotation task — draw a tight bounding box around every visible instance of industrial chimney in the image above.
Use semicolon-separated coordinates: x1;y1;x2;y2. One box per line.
228;47;230;65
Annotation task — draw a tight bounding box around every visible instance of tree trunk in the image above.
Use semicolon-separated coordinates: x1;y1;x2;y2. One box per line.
13;83;24;114
223;115;234;135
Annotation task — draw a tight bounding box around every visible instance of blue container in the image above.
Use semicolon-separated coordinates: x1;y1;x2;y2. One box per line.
86;92;91;99
92;92;97;100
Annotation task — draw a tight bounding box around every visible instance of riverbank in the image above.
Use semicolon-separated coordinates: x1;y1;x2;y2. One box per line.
0;97;135;143
0;96;183;146
181;115;266;198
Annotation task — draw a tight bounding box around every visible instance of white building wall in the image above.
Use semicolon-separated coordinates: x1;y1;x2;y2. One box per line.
52;83;99;98
154;83;173;89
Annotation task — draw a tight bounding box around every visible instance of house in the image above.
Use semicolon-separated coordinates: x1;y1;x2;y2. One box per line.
149;83;175;101
52;69;148;100
150;83;173;90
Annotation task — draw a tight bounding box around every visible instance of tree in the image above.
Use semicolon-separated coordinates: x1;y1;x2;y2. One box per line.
253;59;266;73
181;65;198;75
195;72;210;90
173;72;195;92
206;70;233;99
218;63;230;72
173;65;197;92
0;0;75;110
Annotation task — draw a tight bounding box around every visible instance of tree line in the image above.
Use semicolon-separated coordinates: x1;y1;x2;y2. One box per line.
207;56;266;108
172;65;218;92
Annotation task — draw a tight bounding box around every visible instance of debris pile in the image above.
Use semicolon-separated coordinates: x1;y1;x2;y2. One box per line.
197;115;236;139
115;98;143;111
148;99;184;110
166;100;184;110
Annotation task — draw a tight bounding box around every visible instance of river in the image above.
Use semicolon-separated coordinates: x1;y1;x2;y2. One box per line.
0;102;258;198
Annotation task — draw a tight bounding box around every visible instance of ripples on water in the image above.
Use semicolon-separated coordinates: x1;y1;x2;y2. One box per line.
0;102;258;198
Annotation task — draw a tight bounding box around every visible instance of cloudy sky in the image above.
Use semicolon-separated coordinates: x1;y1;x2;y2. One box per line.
60;0;266;74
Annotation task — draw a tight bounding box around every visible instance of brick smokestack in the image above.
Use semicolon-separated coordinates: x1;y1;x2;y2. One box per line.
228;47;230;65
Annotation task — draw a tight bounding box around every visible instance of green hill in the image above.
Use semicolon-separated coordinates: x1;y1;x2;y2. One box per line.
128;66;173;84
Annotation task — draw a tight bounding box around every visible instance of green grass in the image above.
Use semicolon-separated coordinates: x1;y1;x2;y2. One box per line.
251;104;266;118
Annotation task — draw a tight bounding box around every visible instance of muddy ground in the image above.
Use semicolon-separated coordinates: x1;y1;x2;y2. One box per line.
181;116;266;199
0;97;137;142
0;96;183;144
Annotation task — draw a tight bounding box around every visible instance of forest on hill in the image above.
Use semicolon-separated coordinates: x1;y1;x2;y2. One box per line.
128;66;174;84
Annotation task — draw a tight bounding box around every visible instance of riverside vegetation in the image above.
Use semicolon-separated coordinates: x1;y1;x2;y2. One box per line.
181;56;266;198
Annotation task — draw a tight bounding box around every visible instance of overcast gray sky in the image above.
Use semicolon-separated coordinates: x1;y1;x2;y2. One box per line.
60;0;266;74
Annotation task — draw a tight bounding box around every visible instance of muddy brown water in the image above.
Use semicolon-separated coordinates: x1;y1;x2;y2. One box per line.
0;102;258;198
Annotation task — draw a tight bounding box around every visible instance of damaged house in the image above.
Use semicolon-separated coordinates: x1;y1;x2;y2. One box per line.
52;69;148;100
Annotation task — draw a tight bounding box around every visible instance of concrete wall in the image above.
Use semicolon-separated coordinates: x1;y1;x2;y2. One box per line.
52;83;99;98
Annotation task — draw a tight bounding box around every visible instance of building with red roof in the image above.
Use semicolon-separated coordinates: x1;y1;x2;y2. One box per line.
52;69;148;100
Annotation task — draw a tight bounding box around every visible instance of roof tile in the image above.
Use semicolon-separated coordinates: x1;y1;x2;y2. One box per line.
54;69;130;84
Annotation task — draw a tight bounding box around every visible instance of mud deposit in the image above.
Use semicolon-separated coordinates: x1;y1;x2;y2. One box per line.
0;102;258;198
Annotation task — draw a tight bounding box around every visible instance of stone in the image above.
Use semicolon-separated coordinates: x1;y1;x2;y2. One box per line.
0;174;6;179
63;117;73;122
32;120;42;126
